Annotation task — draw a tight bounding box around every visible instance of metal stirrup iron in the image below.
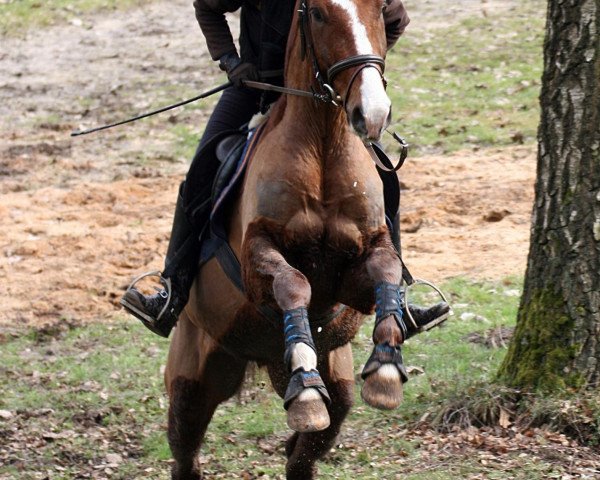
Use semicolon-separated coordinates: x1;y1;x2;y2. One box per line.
123;271;173;321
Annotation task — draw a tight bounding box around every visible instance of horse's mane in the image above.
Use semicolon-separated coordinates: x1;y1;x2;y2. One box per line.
262;0;301;130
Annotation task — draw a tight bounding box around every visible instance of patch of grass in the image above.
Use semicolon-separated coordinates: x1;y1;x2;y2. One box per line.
351;277;523;423
525;391;600;446
0;0;151;35
0;282;520;478
0;322;169;478
2;279;596;478
385;1;545;155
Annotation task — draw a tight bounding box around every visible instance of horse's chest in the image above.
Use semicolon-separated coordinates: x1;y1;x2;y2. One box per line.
255;178;384;252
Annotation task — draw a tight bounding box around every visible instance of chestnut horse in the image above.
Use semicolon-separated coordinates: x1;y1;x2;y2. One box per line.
165;0;408;478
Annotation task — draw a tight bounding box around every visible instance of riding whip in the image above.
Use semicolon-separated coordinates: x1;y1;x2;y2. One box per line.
70;81;232;137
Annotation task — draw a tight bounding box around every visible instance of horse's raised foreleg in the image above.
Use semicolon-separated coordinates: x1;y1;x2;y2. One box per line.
243;220;330;433
339;227;406;410
165;312;247;480
269;344;354;480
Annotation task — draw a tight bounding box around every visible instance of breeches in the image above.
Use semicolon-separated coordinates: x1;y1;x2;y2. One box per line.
182;86;262;216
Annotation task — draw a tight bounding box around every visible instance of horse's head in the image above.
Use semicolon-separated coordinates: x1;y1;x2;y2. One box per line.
299;0;391;142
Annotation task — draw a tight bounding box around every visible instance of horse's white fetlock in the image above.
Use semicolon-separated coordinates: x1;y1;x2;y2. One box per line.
290;342;317;372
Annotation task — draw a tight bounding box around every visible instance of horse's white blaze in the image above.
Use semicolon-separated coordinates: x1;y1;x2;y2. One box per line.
330;0;373;55
331;0;390;137
360;68;391;133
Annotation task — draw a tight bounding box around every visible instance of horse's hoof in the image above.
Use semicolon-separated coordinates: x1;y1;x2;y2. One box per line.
286;388;330;432
361;364;404;410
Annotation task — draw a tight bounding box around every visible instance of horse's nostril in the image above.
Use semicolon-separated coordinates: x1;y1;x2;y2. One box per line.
386;107;392;127
351;107;367;135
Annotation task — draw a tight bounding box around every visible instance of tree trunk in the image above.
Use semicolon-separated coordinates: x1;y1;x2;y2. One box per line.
498;0;600;390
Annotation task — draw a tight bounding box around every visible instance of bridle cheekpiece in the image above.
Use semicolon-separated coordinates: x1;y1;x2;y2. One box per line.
298;0;387;106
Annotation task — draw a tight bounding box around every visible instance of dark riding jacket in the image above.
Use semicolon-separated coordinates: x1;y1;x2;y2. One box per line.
194;0;410;75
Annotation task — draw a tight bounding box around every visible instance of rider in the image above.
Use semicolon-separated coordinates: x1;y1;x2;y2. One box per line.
120;0;450;338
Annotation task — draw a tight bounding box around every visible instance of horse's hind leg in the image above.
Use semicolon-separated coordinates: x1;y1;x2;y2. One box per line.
269;343;354;480
339;227;406;410
165;312;247;480
243;220;330;433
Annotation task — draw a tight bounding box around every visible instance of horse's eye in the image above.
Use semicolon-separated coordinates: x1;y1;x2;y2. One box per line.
310;7;325;23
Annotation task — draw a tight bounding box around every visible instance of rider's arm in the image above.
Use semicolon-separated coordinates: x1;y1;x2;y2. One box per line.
383;0;410;50
193;0;243;61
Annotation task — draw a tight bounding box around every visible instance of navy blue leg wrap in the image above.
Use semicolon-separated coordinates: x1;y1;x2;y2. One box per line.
361;342;409;383
281;307;331;409
282;307;316;371
374;282;408;340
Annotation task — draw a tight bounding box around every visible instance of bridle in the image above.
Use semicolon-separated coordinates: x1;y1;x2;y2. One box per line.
297;0;387;106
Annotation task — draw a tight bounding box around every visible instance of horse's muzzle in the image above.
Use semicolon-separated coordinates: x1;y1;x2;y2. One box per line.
350;104;392;142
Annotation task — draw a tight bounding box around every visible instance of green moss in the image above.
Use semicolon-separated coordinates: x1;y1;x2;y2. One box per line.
498;289;583;391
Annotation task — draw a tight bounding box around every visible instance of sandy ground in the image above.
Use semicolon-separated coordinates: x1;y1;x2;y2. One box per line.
0;0;535;326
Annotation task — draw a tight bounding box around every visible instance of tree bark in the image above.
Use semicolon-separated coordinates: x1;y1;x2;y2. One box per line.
499;0;600;390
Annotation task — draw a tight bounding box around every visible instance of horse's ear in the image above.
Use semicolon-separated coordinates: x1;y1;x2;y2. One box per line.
298;1;308;61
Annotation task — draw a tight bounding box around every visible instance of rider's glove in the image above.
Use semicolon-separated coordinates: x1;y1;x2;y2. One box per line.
219;52;259;88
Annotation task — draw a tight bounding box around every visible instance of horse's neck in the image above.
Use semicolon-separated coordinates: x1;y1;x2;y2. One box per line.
282;99;349;152
274;52;355;160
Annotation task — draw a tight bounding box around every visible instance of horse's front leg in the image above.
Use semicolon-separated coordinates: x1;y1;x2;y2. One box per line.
342;227;408;410
242;220;330;433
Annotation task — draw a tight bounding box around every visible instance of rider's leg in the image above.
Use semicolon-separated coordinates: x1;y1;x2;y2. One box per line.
120;87;262;337
120;183;199;337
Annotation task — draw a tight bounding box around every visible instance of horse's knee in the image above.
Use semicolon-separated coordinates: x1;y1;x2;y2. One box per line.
272;268;311;310
365;246;402;283
242;220;312;310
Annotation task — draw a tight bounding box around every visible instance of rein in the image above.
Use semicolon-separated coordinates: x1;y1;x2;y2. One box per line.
70;82;232;137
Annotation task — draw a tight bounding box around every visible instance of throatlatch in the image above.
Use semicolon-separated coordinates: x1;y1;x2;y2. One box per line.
281;307;331;410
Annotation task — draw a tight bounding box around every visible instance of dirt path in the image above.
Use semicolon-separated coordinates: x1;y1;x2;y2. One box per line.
0;145;535;325
0;0;535;326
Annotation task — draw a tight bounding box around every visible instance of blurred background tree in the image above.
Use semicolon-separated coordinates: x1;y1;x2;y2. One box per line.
499;0;600;389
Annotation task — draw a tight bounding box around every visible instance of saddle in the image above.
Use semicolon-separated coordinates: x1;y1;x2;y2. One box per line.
196;125;265;293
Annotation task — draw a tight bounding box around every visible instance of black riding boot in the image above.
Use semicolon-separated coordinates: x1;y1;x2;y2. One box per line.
389;211;451;336
120;184;203;338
